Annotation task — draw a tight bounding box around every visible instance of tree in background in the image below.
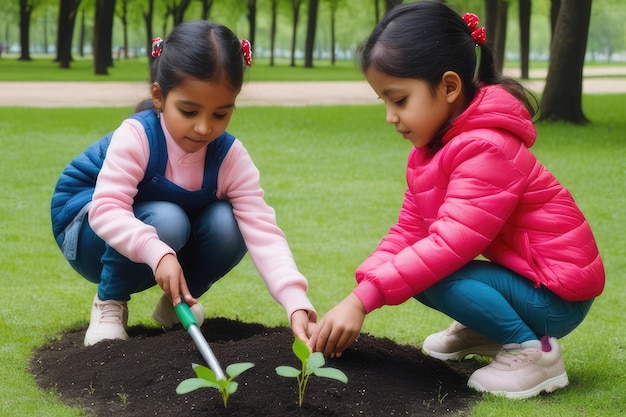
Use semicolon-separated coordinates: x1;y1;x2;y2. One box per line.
289;0;303;67
246;0;257;48
138;0;155;64
168;0;192;27
56;0;81;68
518;0;531;79
78;6;86;57
549;0;560;37
540;0;592;123
269;0;278;66
116;0;131;59
326;0;343;65
304;0;319;68
588;0;625;62
93;0;116;75
199;0;214;20
484;0;508;73
18;0;39;61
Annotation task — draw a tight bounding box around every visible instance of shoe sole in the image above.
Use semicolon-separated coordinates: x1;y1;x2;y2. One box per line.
424;345;502;361
84;333;129;347
467;371;569;399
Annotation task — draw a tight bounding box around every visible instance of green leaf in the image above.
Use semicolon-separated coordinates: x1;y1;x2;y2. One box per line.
306;352;325;369
227;381;239;395
226;362;255;378
192;364;217;382
217;379;229;390
312;367;348;383
176;378;220;394
292;337;311;362
275;365;301;378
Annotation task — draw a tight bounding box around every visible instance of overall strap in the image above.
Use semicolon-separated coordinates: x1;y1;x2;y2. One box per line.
129;110;167;176
203;132;235;193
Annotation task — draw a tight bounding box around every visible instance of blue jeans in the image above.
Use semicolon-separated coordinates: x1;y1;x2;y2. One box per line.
65;200;247;301
414;260;593;344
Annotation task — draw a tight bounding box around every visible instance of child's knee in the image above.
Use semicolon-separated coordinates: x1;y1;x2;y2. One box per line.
196;201;243;243
135;201;190;249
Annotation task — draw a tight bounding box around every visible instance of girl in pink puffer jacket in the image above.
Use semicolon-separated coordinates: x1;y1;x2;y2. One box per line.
309;1;604;400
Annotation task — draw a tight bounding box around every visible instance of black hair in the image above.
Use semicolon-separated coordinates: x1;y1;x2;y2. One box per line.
361;1;536;117
136;20;246;112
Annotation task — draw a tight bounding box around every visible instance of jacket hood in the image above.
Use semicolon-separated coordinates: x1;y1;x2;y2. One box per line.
443;84;536;148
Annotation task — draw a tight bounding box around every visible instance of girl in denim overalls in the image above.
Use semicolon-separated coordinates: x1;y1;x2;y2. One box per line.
51;20;316;346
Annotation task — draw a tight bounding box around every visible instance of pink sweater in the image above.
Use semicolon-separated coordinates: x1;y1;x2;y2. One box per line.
89;116;316;321
354;85;605;312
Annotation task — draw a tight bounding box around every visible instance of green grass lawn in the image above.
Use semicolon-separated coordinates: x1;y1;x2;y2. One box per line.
0;54;364;82
0;97;624;416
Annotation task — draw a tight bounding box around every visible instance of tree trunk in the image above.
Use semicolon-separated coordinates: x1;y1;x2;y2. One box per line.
304;0;319;68
93;0;116;75
141;0;154;64
43;10;48;54
118;0;129;59
290;0;302;67
247;0;257;48
550;0;561;41
484;0;498;57
200;0;213;20
57;0;81;69
519;0;531;79
269;0;277;66
494;0;508;73
374;0;380;23
79;7;85;57
540;0;591;123
330;7;336;65
171;0;191;27
18;0;33;61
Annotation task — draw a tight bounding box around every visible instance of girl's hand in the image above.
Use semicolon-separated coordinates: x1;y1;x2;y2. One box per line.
308;293;366;357
154;253;196;307
290;309;317;343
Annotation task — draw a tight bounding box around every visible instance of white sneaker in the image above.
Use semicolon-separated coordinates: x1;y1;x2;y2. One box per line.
467;336;569;399
422;321;501;360
152;294;205;328
84;294;129;346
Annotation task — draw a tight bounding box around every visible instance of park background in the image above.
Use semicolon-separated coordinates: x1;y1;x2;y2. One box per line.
1;0;625;416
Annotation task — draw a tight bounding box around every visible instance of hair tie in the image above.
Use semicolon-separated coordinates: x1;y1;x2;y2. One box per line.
463;13;486;45
151;37;163;57
241;39;252;66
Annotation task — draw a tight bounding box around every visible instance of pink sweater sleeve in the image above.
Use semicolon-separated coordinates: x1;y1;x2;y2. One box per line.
217;141;316;322
89;119;175;272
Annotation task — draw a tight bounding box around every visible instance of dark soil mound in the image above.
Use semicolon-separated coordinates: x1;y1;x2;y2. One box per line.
31;318;482;416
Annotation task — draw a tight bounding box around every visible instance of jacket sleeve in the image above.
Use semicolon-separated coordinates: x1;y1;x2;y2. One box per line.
355;188;427;281
354;138;529;312
216;141;316;322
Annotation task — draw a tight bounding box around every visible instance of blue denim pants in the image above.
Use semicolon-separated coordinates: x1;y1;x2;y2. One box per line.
414;260;594;344
63;200;247;301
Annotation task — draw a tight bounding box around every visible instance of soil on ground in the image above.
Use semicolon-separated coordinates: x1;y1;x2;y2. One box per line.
31;317;483;416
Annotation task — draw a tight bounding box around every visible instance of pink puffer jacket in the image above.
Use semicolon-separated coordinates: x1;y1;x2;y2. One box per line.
353;85;605;313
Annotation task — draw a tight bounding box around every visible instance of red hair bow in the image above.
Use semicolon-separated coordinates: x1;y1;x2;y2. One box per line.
463;13;487;45
241;39;252;67
151;37;163;57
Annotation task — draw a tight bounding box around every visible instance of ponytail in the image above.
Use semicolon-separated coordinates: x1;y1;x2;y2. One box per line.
476;43;538;118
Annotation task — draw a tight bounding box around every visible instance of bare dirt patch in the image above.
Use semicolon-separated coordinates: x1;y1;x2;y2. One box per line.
31;317;481;416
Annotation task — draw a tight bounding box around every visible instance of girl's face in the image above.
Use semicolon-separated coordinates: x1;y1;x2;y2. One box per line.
151;78;239;154
365;69;463;148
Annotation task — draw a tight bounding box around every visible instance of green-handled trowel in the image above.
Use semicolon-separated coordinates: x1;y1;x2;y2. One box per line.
174;301;226;380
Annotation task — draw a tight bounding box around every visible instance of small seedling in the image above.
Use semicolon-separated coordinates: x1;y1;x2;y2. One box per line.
176;362;255;407
276;337;348;407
